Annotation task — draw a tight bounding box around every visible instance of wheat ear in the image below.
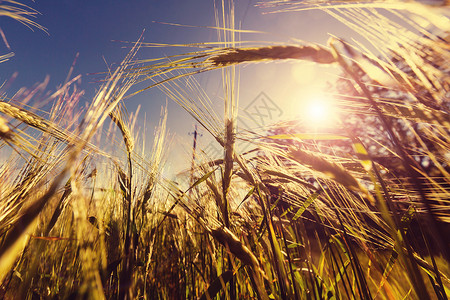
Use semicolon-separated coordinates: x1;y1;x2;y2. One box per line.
109;108;134;154
0;101;48;131
208;45;335;66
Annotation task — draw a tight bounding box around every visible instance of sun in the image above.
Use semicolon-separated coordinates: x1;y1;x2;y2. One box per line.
300;93;338;127
307;99;328;120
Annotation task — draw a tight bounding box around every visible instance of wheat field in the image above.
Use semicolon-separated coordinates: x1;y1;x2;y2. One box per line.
0;1;449;299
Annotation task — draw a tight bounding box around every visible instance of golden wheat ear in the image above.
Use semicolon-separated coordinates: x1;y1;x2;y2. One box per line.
109;106;134;154
207;45;335;66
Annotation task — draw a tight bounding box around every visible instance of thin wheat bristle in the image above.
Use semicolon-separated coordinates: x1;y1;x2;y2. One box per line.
208;45;335;66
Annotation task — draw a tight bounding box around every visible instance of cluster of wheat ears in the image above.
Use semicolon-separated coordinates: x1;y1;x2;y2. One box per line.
0;0;449;299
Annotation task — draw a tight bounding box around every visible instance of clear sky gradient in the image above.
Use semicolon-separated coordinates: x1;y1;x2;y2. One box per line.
0;0;356;175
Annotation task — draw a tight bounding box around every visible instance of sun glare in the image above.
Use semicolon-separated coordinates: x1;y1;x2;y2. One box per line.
300;93;337;127
308;99;327;120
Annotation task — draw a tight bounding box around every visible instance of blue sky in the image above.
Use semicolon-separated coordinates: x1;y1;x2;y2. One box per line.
1;1;218;92
0;0;355;174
